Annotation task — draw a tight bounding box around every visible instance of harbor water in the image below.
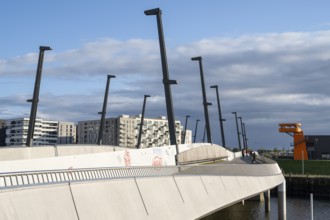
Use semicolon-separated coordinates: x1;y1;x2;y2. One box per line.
202;196;330;220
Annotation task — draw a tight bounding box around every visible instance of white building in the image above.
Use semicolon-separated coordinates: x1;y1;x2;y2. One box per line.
5;118;76;146
78;115;184;148
58;121;77;144
183;130;193;144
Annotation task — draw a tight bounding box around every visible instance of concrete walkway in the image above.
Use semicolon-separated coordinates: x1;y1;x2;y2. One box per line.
0;146;285;220
0;164;284;220
177;156;281;177
227;155;265;164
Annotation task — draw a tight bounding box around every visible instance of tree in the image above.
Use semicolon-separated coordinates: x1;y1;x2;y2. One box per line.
273;147;280;152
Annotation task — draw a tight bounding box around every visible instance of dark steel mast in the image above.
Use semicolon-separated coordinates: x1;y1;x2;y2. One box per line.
98;75;116;145
26;46;52;147
191;56;212;143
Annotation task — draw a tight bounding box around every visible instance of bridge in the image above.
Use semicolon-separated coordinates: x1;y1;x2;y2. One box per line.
0;144;286;219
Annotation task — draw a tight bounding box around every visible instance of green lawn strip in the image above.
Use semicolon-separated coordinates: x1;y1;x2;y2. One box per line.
275;159;330;176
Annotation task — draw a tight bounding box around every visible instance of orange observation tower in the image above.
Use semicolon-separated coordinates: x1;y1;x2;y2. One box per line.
279;123;308;160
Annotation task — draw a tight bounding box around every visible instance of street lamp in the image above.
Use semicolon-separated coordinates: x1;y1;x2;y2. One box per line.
137;95;151;149
210;85;226;148
98;75;116;145
232;112;242;150
145;8;179;163
238;116;246;150
202;125;206;143
182;115;190;144
191;56;212;143
193;119;200;143
26;46;52;147
242;123;249;150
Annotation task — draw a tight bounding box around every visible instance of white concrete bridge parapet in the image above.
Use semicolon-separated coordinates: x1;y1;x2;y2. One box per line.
0;143;230;172
0;144;286;219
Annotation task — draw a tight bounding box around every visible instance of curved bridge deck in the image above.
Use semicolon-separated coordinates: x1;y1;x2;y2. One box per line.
0;158;284;220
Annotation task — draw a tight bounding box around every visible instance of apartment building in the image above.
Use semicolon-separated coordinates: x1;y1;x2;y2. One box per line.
183;130;192;144
58;121;77;144
0;120;6;146
5;118;76;146
77;118;117;145
78;115;184;148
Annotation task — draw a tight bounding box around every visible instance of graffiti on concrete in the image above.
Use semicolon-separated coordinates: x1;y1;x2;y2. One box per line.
152;156;163;166
124;150;131;166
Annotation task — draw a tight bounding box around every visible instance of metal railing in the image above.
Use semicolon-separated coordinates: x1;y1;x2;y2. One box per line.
0;157;280;190
0;166;184;190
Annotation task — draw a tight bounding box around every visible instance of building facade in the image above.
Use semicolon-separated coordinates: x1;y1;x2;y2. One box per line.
183;130;192;144
305;135;330;160
58;121;77;144
0;120;6;147
78;115;184;148
5;118;76;146
77;118;117;145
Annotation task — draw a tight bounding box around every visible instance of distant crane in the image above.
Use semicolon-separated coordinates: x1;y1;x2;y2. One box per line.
279;123;308;160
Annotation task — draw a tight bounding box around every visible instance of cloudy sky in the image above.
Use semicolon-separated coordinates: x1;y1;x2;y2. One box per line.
1;0;330;149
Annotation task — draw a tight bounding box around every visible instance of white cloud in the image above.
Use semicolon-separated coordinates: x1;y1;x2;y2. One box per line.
3;30;330;148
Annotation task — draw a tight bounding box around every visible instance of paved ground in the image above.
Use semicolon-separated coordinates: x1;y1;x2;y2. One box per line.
228;155;261;164
177;155;280;177
227;153;277;165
